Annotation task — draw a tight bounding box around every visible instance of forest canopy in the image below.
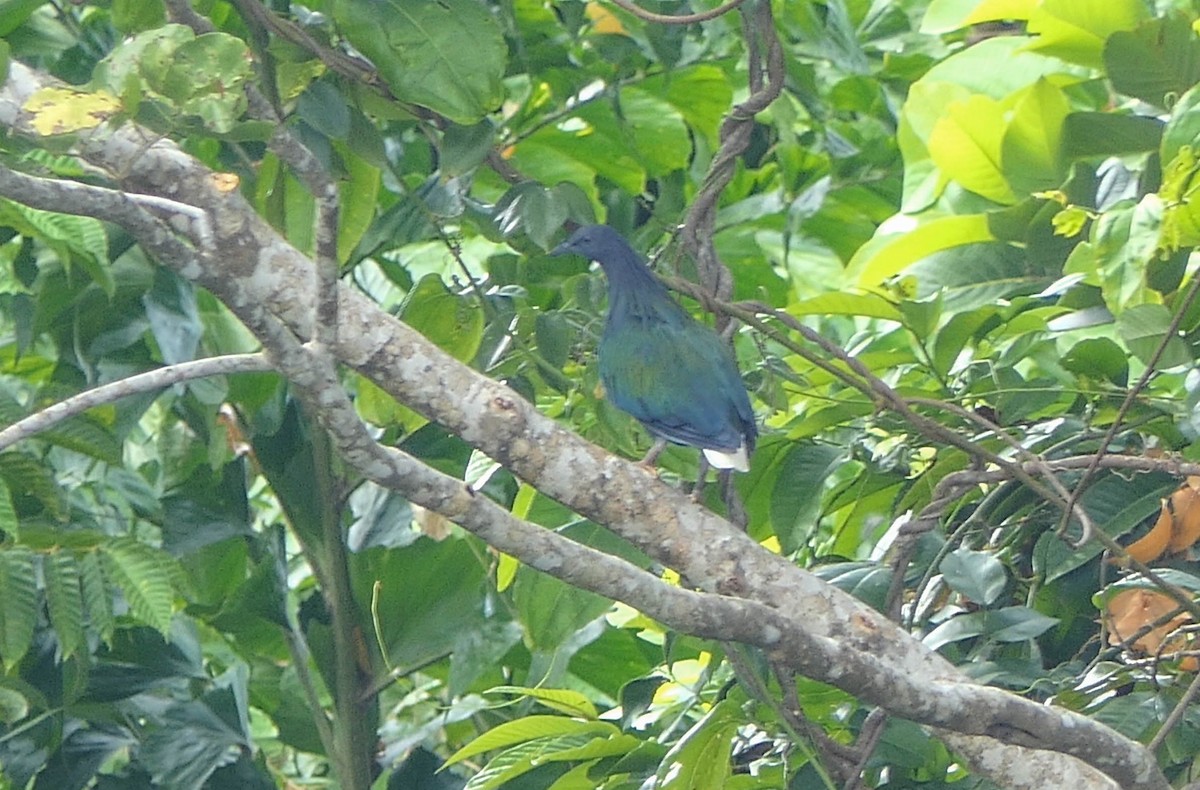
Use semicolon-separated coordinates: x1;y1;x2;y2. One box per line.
0;1;1198;789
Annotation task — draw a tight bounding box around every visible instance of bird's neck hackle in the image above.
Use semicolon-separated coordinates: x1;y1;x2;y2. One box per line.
598;243;681;323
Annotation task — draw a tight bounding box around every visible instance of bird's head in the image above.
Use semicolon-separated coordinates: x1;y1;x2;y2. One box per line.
550;224;624;262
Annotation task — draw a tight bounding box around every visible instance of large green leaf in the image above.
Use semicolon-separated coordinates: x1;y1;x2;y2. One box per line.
929;94;1015;204
1104;13;1200;108
331;0;505;124
1001;78;1070;195
853;214;994;285
1024;0;1148;69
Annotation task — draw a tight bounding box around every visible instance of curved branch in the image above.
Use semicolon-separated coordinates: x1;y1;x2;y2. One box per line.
0;62;1166;790
264;305;1155;790
605;0;748;25
681;1;784;303
0;354;272;453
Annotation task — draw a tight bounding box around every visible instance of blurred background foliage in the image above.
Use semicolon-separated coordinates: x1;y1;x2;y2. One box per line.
1;0;1200;787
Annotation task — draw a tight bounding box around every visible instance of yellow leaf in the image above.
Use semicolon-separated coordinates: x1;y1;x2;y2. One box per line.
24;87;121;136
586;1;628;35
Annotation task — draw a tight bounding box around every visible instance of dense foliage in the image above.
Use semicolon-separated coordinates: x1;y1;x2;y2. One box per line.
0;0;1199;788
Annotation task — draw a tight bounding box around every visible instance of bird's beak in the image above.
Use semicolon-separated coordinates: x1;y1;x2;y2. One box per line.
549;240;572;257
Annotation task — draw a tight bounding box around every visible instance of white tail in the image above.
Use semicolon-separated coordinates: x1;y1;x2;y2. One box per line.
703;443;750;473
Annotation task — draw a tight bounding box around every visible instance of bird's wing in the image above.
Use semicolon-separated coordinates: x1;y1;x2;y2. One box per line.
600;319;753;452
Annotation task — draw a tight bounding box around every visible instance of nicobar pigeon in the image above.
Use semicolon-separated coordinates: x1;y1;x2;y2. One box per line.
552;225;756;472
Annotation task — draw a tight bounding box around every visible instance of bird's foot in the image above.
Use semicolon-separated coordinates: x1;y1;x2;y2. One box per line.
638;438;668;474
689;454;712;502
637;459;661;478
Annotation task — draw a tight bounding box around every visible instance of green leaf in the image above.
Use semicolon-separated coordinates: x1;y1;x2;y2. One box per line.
1162;84;1200;165
441;120;496;178
0;198;112;295
1033;471;1175;582
0;477;16;542
1061;113;1163;160
812;562;893;611
352;536;489;671
79;550;115;644
657;698;741;790
0;548;37;668
0;0;44;37
940;548;1008;606
921;0;1034;34
1090;692;1162;740
337;145;382;263
0;450;65;519
929;94;1015;204
1060;337;1129;384
487;686;599;720
1116;303;1192;369
399;273;485;363
1001;78;1070;195
36;413;123;466
1104;13;1200;108
44;551;85;660
443;716;618;768
642;65;732;145
854;214;994;285
100;537;176;634
112;0;165;33
768;442;846;553
924;606;1058;650
513;563;611;653
495;182;570;251
332;0;505;124
1023;0;1149;69
0;684;28;724
144;267;201;365
788;292;902;321
140;691;249;790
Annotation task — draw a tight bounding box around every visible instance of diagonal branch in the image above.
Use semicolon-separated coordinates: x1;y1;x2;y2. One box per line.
0;61;1166;790
0;354;272;453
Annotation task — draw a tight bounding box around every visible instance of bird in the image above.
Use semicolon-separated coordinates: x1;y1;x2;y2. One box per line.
551;224;756;474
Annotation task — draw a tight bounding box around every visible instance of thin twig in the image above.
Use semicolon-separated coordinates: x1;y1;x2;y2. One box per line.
606;0;748;25
1059;275;1200;536
1148;669;1200;753
0;354;272;452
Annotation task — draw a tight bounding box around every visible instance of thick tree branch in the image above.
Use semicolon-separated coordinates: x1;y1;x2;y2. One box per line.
261;311;1156;790
0;62;1165;790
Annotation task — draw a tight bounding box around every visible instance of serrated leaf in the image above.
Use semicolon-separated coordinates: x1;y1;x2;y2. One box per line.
0;198;112;295
100;537;176;634
79;550;115;644
44;551;85;660
0;548;38;669
0;477;16;541
0;450;65;519
39;414;123;466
